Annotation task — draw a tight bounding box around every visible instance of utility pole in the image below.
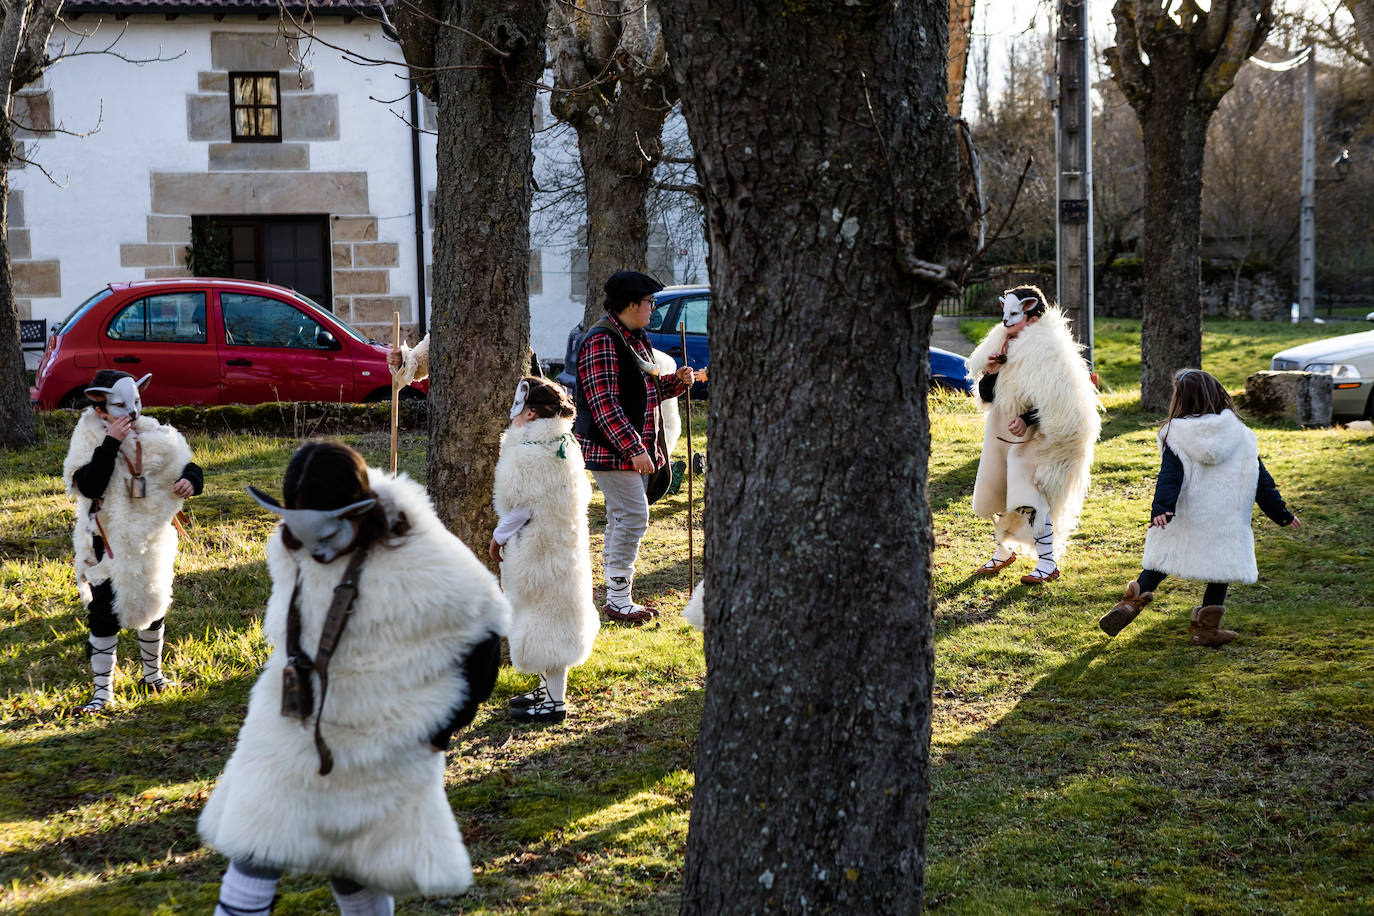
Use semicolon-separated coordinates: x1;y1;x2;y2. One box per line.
1054;0;1093;365
1298;47;1316;321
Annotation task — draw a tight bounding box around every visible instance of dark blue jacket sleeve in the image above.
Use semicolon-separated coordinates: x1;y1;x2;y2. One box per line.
429;632;502;751
977;372;1039;426
1150;446;1185;521
180;461;205;496
72;436;123;500
1255;458;1295;526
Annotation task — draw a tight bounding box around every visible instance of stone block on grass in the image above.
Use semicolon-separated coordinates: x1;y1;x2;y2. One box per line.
1243;371;1333;427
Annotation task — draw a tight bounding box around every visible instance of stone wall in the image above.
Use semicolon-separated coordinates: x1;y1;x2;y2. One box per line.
1095;262;1291;321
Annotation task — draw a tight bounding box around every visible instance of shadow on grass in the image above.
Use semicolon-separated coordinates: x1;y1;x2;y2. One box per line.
925;609;1374;912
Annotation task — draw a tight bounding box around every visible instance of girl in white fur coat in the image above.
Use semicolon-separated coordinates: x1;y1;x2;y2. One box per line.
200;441;509;915
966;287;1101;584
489;376;598;724
1099;370;1302;646
62;370;202;715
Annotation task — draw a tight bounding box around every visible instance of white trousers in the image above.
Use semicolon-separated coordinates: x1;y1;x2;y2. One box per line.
971;413;1049;554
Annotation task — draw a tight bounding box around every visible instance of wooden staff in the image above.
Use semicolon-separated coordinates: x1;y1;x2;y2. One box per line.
390;311;401;475
680;322;694;595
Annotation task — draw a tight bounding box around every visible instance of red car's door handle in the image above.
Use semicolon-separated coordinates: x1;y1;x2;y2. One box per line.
113;355;140;363
226;358;252;366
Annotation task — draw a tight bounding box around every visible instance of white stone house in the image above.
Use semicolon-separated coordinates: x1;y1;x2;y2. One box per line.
14;0;700;363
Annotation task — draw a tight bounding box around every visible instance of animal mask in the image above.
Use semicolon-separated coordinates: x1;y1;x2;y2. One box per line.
1000;293;1032;328
509;379;530;420
86;373;152;421
246;485;377;564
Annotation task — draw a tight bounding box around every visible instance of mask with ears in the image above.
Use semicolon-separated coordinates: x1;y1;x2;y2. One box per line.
246;485;377;564
86;374;152;422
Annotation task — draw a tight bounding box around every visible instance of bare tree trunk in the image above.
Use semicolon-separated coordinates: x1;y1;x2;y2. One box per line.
576;90;669;328
0;1;38;449
1107;0;1273;412
1139;100;1209;411
660;2;963;911
423;0;547;553
546;1;677;329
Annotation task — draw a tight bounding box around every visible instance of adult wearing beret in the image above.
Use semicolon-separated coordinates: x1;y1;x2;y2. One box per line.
574;271;704;623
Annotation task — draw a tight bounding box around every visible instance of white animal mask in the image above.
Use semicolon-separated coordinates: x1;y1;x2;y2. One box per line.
247;485;376;564
86;373;151;420
1000;294;1032;328
509;379;530;420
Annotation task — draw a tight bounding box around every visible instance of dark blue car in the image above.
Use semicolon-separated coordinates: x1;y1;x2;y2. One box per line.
555;285;972;397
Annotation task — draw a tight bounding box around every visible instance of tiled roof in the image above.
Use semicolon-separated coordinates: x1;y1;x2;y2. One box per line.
65;0;364;14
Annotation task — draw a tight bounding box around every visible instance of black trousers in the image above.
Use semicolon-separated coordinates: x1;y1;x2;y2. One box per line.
86;536;163;638
1137;569;1228;607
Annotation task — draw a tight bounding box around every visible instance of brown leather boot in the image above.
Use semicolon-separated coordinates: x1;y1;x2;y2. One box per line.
1098;581;1153;636
1189;605;1238;646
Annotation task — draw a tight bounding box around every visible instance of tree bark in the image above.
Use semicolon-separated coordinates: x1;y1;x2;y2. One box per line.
547;1;677;329
1107;0;1273;412
1138;96;1210;411
418;0;548;554
660;3;963;912
0;0;43;449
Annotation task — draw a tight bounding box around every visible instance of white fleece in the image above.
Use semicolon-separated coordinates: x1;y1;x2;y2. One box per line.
682;580;706;631
966;308;1101;555
653;349;682;458
1142;410;1261;583
392;336;430;387
198;471;511;897
62;409;191;630
493;416;599;674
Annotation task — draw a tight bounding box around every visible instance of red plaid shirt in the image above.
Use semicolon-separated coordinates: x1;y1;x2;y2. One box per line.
575;313;689;471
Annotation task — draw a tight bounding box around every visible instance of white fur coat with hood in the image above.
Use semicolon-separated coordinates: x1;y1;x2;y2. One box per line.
966;307;1101;554
493;416;599;674
198;470;511;896
1142;410;1260;583
62;409;191;630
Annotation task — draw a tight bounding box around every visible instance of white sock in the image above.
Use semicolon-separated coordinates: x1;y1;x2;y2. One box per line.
214;862;279;916
87;634;118;708
332;886;395;916
991;543;1014;562
604;566;644;613
544;668;568;706
1033;517;1057;575
137;626;165;685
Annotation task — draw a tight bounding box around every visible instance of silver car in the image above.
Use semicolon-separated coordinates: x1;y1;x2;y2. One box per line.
1271;329;1374;419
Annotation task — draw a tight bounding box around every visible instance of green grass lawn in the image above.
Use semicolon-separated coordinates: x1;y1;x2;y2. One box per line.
959;316;1350;394
2;330;1372;913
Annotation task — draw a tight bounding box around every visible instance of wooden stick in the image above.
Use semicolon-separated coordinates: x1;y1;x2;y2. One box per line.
390;311;401;475
680;322;694;595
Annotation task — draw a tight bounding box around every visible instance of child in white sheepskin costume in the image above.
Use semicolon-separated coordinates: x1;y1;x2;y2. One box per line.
1099;369;1302;646
966;286;1101;585
490;376;599;724
200;441;510;915
62;370;202;715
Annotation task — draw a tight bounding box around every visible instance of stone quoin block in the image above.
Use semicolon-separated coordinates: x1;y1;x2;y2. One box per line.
120;244;175;268
333;244;352;268
352;242;400;268
210;32;299;72
147;216;192;244
331;216;378;242
14;260;60;297
9;228;30;259
282;95;340;140
187;95;231;142
145;267;193;279
351;296;410;325
333;270;389;296
208;143;310;171
152;172;369;216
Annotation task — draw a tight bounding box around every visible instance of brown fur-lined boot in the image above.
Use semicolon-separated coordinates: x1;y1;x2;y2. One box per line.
1099;581;1153;636
1189;605;1238;647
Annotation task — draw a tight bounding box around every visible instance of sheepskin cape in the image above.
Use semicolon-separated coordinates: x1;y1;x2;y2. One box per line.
493;417;598;674
682;580;706;631
653;348;682;458
62;410;191;630
1142;410;1260;583
198;470;511;896
966;308;1101;555
393;335;430;387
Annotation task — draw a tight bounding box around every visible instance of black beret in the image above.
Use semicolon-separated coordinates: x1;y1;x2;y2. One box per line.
603;270;664;311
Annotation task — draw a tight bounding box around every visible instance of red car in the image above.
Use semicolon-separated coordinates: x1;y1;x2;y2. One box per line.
30;278;426;408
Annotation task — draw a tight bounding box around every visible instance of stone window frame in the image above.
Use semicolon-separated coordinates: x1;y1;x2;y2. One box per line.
229;71;283;143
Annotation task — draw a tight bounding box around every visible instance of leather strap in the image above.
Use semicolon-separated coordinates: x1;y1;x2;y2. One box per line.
284;544;371;776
